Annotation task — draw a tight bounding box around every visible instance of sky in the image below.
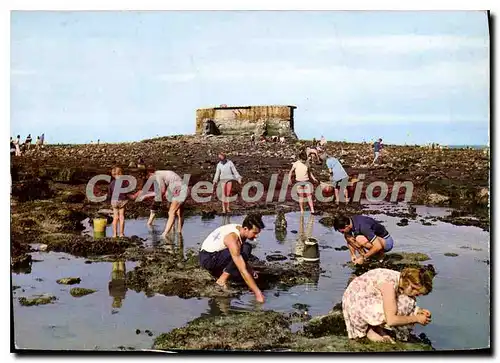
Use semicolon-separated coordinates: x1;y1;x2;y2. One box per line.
10;11;490;145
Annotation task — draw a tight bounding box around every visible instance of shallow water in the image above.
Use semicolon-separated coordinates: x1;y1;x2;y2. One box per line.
12;206;490;351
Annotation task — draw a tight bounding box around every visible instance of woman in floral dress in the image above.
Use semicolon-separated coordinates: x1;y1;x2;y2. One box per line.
342;267;434;343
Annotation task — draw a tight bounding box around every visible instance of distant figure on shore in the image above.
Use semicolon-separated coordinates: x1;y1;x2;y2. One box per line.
372;138;383;165
288;151;318;214
10;137;15;156
24;134;32;150
137;157;145;169
35;136;41;149
199;213;265;303
320;135;327;147
40;133;45;147
14;135;21;156
306;146;321;164
213;152;242;214
333;214;395;264
250;134;256;145
324;153;349;204
342;268;433;343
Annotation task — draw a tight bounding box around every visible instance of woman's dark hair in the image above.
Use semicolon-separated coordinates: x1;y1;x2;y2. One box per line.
242;213;265;230
333;215;350;231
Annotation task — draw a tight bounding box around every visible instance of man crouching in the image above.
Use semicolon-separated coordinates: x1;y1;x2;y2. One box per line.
199;213;265;303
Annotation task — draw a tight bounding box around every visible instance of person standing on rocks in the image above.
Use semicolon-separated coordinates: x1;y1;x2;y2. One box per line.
24;134;32;151
288;151;318;214
342;267;433;343
333;214;395;264
14;135;22;156
324;153;349;204
108;167;131;238
213;152;242;214
10;137;15;156
372;138;383;165
199;213;265;303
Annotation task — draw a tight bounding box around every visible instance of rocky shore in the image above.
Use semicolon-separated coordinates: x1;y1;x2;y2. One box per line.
10;135;489;352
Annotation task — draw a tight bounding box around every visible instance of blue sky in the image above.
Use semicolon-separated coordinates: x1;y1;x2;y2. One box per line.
11;11;489;145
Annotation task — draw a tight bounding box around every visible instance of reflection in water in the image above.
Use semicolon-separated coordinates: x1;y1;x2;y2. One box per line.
108;260;127;309
274;211;288;244
148;226;160;247
94;230;106;240
221;214;231;226
207;297;231;315
294;214;315;258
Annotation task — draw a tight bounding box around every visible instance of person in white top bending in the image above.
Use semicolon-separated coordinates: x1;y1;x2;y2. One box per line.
199;213;265;303
212;152;242;214
132;167;187;237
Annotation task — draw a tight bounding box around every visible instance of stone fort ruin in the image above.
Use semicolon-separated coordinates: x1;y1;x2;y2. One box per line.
196;105;297;138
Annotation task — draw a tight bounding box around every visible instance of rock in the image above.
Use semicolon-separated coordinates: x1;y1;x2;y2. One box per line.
476;187;489;206
302;310;347;338
291;230;298;234
153;309;433;352
136;329;141;334
18;294;57;306
318;217;335;228
56;277;81;285
426;193;450;206
64;192;86;203
154;311;292;350
334;246;349;251
292;303;310;311
41;233;134;256
126;251;321;299
397;218;409;227
39;244;48;252
444;253;459;257
265;254;287;262
274;210;287;231
344;252;434;276
275;229;287;243
70;287;97;297
201;210;216;220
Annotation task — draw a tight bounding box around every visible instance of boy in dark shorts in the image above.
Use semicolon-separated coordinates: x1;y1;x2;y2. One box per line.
333;214;395;264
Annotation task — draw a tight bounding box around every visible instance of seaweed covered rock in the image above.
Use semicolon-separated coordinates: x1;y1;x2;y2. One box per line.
70;288;96;297
287;335;433;352
11;178;53;202
153;309;434;352
153;311;292;351
11;238;32;273
41;233;138;256
344;252;434;276
18;294;57;306
126;252;322;299
56;277;81;285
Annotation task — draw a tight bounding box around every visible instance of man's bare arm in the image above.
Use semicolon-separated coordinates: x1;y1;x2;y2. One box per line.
224;233;261;295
